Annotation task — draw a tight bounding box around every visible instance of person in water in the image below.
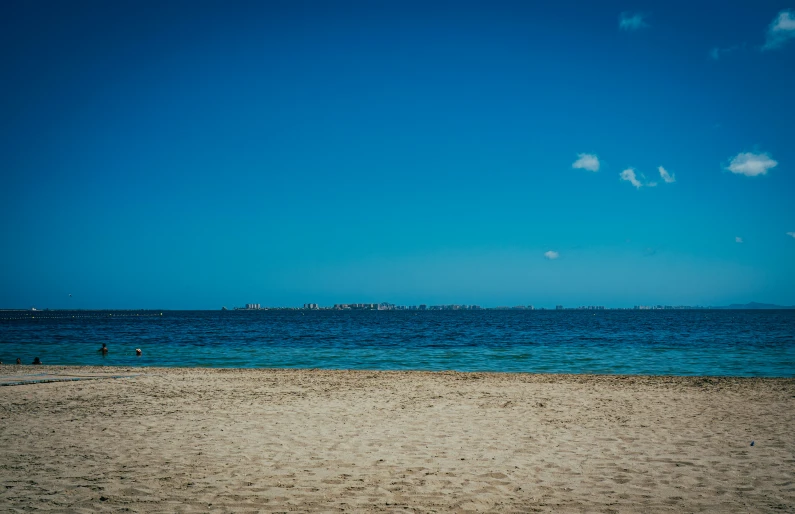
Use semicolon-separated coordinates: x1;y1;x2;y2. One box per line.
16;358;21;365
32;357;42;365
99;343;108;354
135;348;142;356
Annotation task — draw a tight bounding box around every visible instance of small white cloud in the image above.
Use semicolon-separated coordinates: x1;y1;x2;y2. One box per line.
787;232;795;238
726;152;778;177
658;165;676;183
763;9;795;50
620;12;649;31
620;168;643;189
736;237;743;243
647;181;658;187
544;250;559;260
572;153;600;172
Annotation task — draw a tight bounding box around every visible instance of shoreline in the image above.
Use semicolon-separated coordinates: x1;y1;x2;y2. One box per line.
3;364;795;380
1;366;793;512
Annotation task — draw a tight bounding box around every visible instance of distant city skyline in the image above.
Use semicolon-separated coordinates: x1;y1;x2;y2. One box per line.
233;300;795;311
5;301;793;313
1;1;793;310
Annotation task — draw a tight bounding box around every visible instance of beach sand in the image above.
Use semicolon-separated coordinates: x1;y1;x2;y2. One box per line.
0;367;793;512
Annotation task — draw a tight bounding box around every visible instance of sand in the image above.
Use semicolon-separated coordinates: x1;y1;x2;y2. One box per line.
0;367;793;513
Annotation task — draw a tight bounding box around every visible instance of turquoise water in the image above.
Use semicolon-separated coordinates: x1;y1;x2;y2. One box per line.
1;310;794;376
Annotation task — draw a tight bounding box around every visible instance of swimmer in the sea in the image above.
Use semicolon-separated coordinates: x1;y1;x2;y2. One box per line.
135;348;142;356
99;343;108;354
32;357;42;365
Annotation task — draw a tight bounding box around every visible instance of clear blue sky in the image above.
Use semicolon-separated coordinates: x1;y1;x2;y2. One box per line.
1;0;793;309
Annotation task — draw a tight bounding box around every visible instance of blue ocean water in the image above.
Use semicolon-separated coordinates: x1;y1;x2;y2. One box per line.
1;310;793;377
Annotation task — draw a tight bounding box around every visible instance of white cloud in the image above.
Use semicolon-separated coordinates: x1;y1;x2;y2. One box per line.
787;232;795;238
620;168;643;189
658;165;676;183
572;153;600;172
726;152;778;177
647;181;658;187
620;12;649;31
544;250;559;260
736;237;743;243
763;9;795;50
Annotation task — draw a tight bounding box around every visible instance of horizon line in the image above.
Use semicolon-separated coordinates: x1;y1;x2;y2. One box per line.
2;301;795;312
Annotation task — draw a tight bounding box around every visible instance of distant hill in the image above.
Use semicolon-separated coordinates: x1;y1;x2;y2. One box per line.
712;302;795;310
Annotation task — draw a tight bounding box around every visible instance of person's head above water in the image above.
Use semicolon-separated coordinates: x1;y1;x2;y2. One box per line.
135;348;142;356
32;357;42;365
16;358;21;364
100;343;108;353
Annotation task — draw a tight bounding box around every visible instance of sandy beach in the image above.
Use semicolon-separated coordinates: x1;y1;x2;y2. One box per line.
0;367;793;513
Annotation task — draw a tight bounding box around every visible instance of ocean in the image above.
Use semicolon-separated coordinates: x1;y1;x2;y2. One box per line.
1;310;793;376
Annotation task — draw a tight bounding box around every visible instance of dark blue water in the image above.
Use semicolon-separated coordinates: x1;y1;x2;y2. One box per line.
1;310;794;376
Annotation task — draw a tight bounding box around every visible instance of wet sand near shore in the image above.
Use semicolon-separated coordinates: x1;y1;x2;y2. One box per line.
1;366;793;512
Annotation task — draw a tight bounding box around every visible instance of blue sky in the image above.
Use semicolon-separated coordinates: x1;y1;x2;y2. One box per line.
1;0;793;309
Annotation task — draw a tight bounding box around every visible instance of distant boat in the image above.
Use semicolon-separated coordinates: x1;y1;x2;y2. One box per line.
221;306;228;311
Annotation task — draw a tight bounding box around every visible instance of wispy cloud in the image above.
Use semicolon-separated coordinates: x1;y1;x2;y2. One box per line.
572;153;600;172
620;12;649;31
544;250;559;260
620;167;671;189
787;232;795;238
763;9;795;50
620;168;643;189
710;44;743;60
736;237;744;244
658;166;676;183
726;152;778;177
